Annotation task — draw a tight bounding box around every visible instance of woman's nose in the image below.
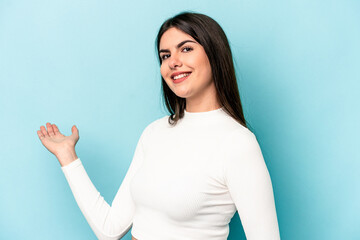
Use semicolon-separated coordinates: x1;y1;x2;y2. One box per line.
168;54;182;69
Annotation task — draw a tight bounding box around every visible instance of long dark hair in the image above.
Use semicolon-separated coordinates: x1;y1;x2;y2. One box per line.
156;12;250;130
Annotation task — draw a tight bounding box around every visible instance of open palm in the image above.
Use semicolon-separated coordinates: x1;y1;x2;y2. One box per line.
37;122;79;157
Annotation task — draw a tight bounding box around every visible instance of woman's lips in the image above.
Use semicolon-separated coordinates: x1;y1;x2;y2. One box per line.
172;73;191;84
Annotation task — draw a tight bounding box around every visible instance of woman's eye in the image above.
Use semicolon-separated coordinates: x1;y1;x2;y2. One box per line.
182;47;193;52
160;47;192;61
161;54;170;60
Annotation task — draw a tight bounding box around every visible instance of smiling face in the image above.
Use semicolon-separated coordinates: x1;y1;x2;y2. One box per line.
159;27;215;103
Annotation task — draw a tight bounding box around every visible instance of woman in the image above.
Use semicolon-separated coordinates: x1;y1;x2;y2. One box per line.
37;12;280;240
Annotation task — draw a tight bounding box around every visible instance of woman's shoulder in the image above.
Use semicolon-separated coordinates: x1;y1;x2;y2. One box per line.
141;113;256;141
145;115;168;129
216;116;259;152
218;114;255;139
140;115;169;136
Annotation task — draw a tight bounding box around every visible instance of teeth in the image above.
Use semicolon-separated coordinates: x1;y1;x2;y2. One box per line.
173;73;190;80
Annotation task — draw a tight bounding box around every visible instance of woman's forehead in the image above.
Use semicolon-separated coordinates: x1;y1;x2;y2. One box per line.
159;28;196;48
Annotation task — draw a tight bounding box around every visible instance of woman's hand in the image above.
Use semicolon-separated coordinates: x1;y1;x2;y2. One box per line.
37;122;80;167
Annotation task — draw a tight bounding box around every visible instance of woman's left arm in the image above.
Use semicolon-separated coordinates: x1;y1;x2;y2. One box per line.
224;129;281;240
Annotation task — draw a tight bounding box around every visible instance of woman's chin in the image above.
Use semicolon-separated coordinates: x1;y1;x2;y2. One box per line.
173;91;190;99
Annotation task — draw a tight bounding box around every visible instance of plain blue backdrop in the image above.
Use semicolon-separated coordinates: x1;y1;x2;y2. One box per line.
0;0;359;239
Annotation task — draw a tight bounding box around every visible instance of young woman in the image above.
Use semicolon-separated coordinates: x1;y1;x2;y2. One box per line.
37;12;280;240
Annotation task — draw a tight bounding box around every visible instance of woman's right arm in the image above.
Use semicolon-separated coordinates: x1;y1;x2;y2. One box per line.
61;141;143;239
37;123;145;239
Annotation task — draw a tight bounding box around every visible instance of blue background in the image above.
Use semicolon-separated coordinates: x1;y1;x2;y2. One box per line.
0;0;359;239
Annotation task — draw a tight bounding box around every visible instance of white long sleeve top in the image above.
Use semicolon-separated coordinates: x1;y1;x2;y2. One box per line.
61;107;280;240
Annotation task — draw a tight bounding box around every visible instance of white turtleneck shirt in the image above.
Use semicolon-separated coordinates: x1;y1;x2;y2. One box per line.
61;107;280;240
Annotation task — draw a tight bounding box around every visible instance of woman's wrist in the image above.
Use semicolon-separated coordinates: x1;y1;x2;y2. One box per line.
56;148;78;167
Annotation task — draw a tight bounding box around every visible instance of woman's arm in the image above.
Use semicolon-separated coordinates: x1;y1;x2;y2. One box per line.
224;129;281;239
37;123;145;239
60;134;145;240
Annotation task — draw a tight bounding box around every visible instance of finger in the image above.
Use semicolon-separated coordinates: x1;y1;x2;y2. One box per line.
52;124;61;135
37;130;45;140
47;122;55;136
40;125;50;137
71;125;78;134
72;125;80;137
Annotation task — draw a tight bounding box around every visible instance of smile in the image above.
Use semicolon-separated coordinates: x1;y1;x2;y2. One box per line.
172;72;191;83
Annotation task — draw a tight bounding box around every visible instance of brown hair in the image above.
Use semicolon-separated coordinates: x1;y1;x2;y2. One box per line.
156;12;250;130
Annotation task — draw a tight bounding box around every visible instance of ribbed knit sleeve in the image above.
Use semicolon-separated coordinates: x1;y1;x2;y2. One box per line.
61;131;146;240
224;129;280;239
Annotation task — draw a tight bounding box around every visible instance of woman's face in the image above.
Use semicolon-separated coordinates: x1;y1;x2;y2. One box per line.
159;27;214;101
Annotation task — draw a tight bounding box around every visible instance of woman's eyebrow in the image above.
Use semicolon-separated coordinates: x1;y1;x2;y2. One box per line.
159;40;197;54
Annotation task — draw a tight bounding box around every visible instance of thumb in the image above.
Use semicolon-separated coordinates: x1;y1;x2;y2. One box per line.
71;125;79;137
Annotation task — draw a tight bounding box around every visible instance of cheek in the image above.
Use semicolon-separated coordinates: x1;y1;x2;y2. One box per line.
205;62;212;79
160;64;172;87
160;64;167;79
197;57;212;80
190;51;211;75
203;54;212;78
